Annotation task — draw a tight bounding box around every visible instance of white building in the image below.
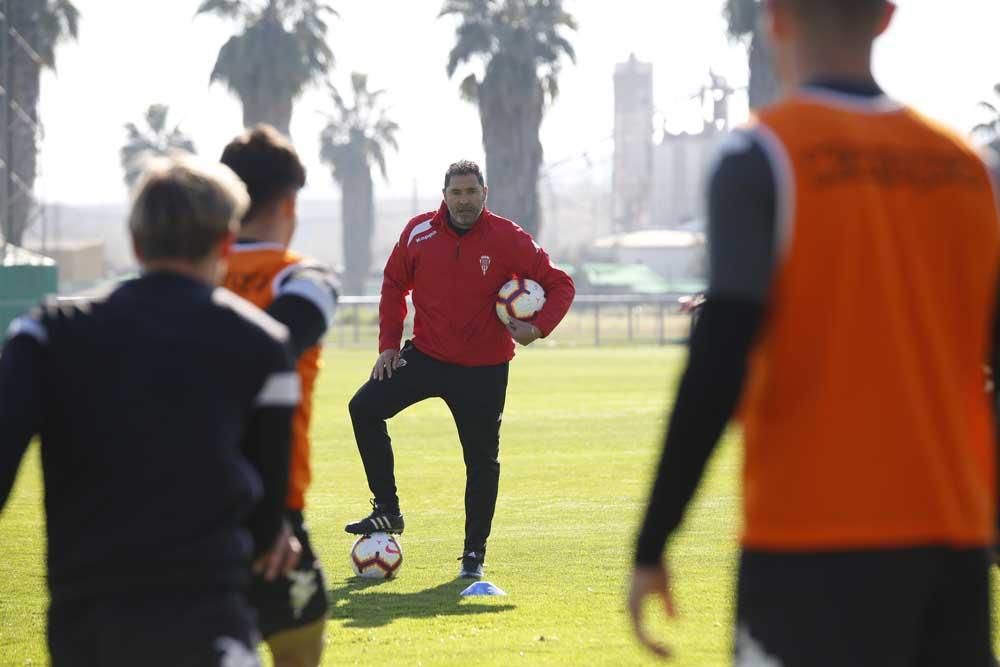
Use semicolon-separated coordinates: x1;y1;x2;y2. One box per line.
652;128;725;228
592;228;706;289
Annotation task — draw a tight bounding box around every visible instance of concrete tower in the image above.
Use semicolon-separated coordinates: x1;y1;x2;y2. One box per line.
612;54;654;232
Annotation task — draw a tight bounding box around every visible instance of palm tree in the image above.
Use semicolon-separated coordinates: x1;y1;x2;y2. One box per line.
119;105;197;190
724;0;779;110
319;73;399;295
3;0;79;246
974;85;1000;147
440;0;577;239
196;0;336;136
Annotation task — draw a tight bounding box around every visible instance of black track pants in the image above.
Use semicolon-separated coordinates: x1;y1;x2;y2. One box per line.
348;343;508;554
735;547;994;667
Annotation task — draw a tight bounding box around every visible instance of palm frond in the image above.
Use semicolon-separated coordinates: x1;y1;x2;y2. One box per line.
166;128;197;154
318;71;399;182
368;139;388;180
547;33;576;63
35;0;80;69
195;0;247;19
439;0;494;20
446;21;494;76
544;72;559;102
724;0;758;39
120;105;197;187
375;118;400;153
972;122;999;137
459;73;480;102
979;101;1000;117
145;105;170;134
54;0;81;39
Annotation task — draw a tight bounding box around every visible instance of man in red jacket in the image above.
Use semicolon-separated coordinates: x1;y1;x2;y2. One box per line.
345;160;575;578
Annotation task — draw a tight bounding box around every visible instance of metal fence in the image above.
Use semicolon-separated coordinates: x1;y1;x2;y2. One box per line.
332;294;695;348
51;293;697;348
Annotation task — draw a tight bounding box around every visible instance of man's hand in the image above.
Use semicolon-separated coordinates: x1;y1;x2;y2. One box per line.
627;562;678;659
507;318;541;346
372;348;406;380
252;519;302;581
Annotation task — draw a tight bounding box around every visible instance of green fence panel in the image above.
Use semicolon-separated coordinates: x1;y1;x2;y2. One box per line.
0;246;58;335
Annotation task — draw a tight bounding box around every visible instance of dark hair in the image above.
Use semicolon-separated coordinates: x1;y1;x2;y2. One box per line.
220;124;306;223
443;160;484;189
778;0;887;27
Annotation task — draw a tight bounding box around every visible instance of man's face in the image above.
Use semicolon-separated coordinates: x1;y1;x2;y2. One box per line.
443;173;487;229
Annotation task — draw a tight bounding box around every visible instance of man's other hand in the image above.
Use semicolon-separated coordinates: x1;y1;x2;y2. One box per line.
627;562;678;659
372;348;406;380
507;319;541;346
253;519;302;581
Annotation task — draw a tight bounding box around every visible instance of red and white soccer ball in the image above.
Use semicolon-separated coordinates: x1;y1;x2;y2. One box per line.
495;278;546;325
349;532;403;579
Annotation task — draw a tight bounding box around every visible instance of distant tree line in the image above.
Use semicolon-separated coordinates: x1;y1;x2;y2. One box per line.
17;0;921;293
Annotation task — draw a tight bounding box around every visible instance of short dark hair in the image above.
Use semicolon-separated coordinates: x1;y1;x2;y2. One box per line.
220;124;306;223
443;160;484;189
777;0;887;28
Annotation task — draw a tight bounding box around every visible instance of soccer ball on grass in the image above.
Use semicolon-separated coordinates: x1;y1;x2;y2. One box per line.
349;532;403;579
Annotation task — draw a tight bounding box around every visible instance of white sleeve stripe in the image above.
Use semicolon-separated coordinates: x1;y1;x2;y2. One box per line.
254;372;301;407
5;316;48;345
751;124;797;264
407;220;433;246
277;278;336;329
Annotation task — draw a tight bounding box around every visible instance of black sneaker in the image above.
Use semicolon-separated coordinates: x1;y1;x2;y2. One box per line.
458;551;484;579
344;500;404;535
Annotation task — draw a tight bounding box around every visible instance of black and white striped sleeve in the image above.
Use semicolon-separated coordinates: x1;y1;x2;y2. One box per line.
0;314;47;510
267;263;339;360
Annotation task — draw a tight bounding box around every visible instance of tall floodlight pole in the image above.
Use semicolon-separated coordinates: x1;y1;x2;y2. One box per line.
0;0;10;251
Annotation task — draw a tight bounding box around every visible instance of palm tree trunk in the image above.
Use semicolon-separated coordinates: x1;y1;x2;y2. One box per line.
242;91;293;137
748;24;780;110
477;59;544;239
340;156;373;295
6;2;42;246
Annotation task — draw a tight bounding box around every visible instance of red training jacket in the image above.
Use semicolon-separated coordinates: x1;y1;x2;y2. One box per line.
379;202;575;366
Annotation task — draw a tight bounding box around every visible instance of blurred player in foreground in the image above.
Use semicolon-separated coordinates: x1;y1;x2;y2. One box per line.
221;125;339;667
629;1;1000;664
0;157;300;667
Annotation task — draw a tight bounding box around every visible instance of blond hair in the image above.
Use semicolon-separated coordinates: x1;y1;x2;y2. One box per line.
128;156;249;262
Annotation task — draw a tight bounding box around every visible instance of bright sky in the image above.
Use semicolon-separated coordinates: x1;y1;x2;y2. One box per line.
33;0;1000;206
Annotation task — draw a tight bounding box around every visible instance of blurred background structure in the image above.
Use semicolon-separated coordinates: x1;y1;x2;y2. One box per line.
1;0;999;338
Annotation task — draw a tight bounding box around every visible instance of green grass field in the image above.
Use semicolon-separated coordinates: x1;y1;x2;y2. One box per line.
1;345;993;666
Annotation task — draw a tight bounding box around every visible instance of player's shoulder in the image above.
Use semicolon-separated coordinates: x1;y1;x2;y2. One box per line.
403;210;438;233
5;288;113;347
211;287;290;348
275;256;336;284
484;210;533;241
4;299;67;347
902;107;991;164
705;128;774;188
399;209;441;247
710;128;768;167
409;209;439;226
